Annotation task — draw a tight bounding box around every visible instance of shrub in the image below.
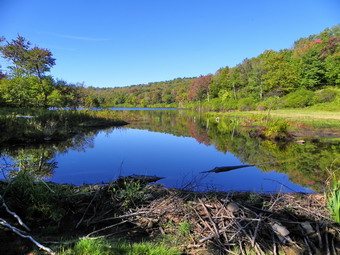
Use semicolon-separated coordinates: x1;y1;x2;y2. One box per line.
264;120;289;139
237;97;257;111
111;179;147;208
313;88;338;103
256;96;281;111
281;88;315;108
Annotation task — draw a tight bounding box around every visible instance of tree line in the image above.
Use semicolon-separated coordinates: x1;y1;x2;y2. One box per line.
82;25;340;110
1;25;339;109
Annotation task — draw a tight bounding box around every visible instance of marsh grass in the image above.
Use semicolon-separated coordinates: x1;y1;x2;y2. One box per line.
206;109;340;132
0;108;127;143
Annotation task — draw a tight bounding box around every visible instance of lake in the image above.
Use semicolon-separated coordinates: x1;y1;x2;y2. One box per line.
2;109;338;193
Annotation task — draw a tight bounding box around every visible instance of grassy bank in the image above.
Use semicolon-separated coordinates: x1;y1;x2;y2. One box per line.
0;108;128;143
0;173;339;255
205;108;340;140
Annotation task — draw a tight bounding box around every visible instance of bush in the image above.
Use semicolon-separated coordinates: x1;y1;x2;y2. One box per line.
237;97;257;111
264;120;289;139
281;89;315;108
256;96;281;111
313;88;338;103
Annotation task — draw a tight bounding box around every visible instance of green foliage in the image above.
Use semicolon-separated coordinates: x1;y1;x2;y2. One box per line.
0;35;55;80
1;26;339;110
178;221;193;236
264;120;289;139
325;169;340;223
313;88;338;103
3;172;71;222
237;97;257;111
281;88;315;108
256;96;281;110
78;25;339;112
60;238;181;255
111;180;147;208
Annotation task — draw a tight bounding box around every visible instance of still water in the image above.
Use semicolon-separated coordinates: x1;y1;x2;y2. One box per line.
2;109;338;193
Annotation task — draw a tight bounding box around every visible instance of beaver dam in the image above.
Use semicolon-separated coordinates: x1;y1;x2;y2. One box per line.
0;175;339;255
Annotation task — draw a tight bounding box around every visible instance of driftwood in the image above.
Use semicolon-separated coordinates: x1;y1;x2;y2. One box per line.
201;162;276;173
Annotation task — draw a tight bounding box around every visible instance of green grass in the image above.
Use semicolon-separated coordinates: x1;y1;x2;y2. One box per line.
178;221;193;236
325;171;340;223
206;109;340;129
59;238;181;255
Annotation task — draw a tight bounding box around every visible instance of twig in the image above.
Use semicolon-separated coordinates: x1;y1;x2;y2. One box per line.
76;189;99;228
304;236;313;255
91;211;149;224
198;221;235;243
0;218;55;254
228;220;252;243
86;220;128;237
325;228;330;255
198;198;219;237
263;178;298;193
239;240;245;255
316;223;323;249
86;226;140;240
0;195;30;231
331;235;336;255
252;213;262;247
272;233;277;255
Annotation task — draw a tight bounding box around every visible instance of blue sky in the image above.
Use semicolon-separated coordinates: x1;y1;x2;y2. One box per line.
0;0;339;88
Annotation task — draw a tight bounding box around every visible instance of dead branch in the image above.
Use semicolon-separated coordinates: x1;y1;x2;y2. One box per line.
0;218;55;255
86;220;128;238
76;189;99;228
0;195;30;232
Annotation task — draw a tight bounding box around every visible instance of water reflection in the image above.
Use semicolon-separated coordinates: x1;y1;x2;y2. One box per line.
0;130;101;179
1;110;339;193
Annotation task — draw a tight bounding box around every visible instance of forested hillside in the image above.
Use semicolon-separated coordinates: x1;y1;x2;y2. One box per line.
0;25;339;110
82;25;340;110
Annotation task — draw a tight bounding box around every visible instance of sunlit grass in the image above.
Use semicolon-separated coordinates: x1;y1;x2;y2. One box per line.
59;238;181;255
206;109;340;129
325;168;340;223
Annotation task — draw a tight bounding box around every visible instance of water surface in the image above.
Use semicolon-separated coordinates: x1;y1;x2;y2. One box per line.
2;110;338;193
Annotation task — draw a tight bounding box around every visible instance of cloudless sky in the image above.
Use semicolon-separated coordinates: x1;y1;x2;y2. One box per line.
0;0;339;88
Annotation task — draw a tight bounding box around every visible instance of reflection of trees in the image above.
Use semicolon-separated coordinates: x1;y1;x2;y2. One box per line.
128;110;340;192
1;110;338;192
0;129;100;179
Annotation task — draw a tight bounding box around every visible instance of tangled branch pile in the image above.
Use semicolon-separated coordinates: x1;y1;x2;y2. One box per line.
0;177;339;254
